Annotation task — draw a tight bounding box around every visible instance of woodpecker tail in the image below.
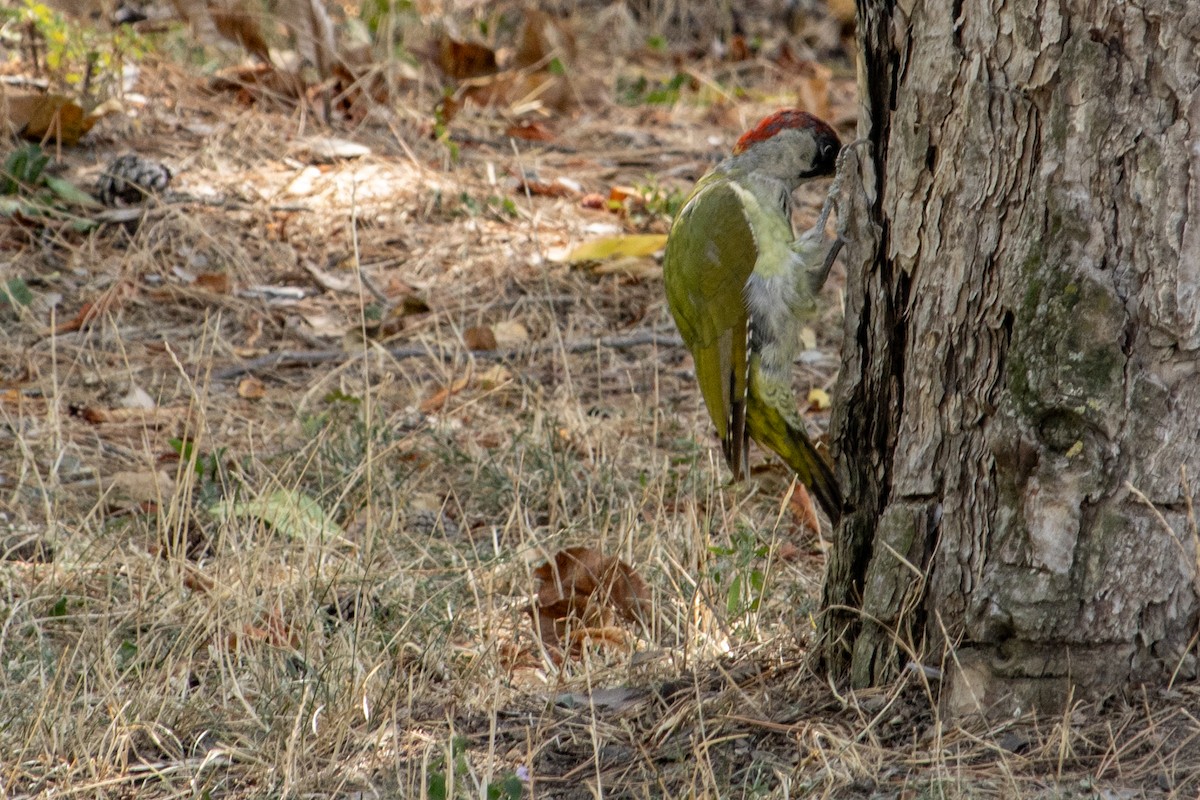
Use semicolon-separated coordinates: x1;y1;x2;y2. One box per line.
745;392;844;525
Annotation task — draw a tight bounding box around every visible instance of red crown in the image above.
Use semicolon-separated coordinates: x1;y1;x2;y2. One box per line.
733;110;838;155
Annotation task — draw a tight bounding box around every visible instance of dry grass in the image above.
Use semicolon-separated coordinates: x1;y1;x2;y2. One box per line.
2;6;1199;798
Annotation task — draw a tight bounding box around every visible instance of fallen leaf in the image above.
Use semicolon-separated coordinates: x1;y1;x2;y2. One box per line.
211;13;270;63
505;120;556;142
225;610;300;651
195;272;232;294
777;541;801;562
608;185;645;212
511;175;577;198
728;34;751;61
513;9;577;70
119;385;156;410
210;489;353;547
238;376;267;399
565;234;668;263
4;93;96;145
787;482;820;534
807;388;831;410
419;373;471;413
106;470;174;505
44;176;102;208
464;325;498;351
48;281;138;336
207;64;305;105
297;136;372;161
74;405;181;425
400;293;432;315
437;36;498;79
492;320;529;346
530;546;651;656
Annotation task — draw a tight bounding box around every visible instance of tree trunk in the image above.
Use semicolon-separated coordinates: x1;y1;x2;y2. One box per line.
819;0;1200;713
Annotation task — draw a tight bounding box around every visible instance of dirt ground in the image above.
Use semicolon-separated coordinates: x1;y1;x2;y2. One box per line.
3;3;1199;798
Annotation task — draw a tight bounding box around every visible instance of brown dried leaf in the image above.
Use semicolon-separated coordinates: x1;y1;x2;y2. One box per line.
728;34;751;62
238;376;267;399
210;6;271;63
4;93;95;145
567;626;629;653
195;271;232;294
437;36;498;79
419;373;471;414
459;70;571;114
400;293;432;315
512;174;578;198
208;65;305;104
531;547;651;654
608;185;645;213
788;482;820;534
464;325;498;351
505;121;556;142
513;9;577;69
49;281;137;336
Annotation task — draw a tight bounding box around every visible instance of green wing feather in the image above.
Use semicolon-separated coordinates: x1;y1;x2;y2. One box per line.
663;177;756;480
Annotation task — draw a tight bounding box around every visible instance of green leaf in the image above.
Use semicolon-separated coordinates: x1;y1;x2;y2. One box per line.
115;639;138;669
488;774;524;799
44;175;103;208
210;488;351;546
427;773;447;800
50;596;68;617
1;277;33;307
726;575;742;615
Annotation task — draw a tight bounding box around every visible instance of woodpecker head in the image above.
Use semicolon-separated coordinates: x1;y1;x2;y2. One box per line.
729;109;841;190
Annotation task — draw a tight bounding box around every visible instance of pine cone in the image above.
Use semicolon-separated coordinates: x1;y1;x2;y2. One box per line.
97;154;172;207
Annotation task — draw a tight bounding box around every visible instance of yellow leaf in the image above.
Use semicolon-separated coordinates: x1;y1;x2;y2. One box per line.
8;94;95;146
807;388;831;410
566;234;668;263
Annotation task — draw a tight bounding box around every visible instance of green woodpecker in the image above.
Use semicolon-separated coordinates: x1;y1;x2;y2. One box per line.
663;109;845;523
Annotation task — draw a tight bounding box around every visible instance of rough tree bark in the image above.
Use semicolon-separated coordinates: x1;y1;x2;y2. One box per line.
819;0;1200;713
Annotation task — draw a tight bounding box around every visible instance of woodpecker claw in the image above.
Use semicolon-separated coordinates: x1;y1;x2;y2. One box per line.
809;237;844;293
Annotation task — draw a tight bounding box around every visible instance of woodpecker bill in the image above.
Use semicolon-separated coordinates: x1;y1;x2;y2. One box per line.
663;109;845;523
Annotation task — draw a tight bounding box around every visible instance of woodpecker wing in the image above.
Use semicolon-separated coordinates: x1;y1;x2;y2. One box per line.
663;177;756;480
